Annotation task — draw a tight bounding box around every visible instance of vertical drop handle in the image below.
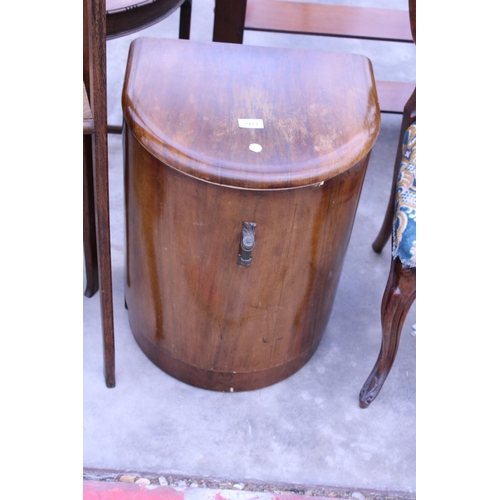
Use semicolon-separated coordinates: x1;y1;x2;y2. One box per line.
237;222;257;267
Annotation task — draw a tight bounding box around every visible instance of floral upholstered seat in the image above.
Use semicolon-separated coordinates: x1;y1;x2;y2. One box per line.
392;122;416;268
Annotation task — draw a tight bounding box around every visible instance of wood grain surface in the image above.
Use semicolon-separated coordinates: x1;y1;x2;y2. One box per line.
245;0;413;42
124;129;372;390
122;37;380;190
122;37;380;391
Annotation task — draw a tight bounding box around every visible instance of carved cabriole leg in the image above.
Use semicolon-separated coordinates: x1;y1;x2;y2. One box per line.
359;258;416;408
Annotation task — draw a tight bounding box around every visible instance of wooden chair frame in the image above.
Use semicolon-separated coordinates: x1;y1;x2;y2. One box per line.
358;0;416;408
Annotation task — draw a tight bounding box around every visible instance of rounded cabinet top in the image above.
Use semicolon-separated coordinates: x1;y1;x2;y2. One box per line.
123;37;380;190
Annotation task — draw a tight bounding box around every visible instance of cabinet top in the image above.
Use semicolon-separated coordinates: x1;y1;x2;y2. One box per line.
123;37;380;190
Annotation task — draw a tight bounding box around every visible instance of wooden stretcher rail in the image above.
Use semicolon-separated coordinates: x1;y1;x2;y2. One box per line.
245;0;414;42
376;81;415;114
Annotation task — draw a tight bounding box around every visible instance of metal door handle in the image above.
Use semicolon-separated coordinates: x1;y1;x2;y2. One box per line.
237;222;257;267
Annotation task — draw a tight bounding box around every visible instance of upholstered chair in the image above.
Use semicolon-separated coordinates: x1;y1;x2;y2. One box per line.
359;121;416;408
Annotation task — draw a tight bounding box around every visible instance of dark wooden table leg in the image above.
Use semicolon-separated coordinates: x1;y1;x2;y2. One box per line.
179;0;192;39
213;0;247;43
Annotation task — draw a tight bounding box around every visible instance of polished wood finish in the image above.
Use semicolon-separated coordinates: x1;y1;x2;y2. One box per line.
84;0;116;387
122;38;380;391
125;130;370;390
359;258;416;408
245;0;413;42
212;0;415;114
123;38;380;190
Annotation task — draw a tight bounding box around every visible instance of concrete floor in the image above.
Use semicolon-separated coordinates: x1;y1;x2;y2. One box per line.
83;0;416;496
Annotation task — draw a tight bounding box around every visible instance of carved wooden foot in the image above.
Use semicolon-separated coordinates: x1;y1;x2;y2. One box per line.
359;258;415;408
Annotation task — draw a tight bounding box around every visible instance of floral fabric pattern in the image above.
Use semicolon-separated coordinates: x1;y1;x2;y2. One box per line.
392;122;416;267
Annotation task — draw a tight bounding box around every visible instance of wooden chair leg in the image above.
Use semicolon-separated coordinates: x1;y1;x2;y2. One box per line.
179;0;192;39
359;258;415;408
83;135;99;298
86;136;116;387
88;0;116;388
371;152;399;253
92;129;116;388
372;88;416;253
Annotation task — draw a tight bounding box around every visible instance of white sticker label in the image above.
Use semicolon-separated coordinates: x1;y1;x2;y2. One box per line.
238;119;264;129
249;143;262;153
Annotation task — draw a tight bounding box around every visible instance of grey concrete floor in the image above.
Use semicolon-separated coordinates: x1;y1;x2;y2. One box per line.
83;0;416;495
